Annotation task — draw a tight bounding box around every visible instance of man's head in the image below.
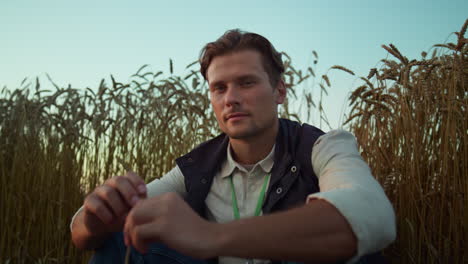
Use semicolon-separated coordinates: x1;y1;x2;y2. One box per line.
200;29;286;141
200;29;285;87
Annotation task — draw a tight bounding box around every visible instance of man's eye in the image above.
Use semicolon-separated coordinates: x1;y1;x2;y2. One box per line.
241;80;254;86
213;85;225;91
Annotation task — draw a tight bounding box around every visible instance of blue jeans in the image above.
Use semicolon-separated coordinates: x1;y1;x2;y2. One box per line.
89;232;386;264
88;232;208;264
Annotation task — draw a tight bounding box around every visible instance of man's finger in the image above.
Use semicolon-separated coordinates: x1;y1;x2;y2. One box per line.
123;200;154;248
129;223;161;254
95;185;128;217
125;171;147;197
107;176;140;207
84;194;114;224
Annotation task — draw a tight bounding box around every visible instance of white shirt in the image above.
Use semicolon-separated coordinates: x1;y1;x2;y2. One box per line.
72;130;396;263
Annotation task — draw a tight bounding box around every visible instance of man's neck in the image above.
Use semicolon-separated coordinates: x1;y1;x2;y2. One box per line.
229;120;278;165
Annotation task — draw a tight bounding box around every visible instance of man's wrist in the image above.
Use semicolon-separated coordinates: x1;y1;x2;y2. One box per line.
71;210;112;250
205;222;231;258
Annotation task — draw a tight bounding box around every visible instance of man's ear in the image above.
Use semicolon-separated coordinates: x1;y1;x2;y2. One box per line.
275;80;286;104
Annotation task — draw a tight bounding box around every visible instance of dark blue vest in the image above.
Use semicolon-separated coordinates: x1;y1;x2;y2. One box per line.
175;119;324;217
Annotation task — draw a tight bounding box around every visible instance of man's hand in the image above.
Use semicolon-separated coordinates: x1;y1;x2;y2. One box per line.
81;172;147;238
124;192;219;259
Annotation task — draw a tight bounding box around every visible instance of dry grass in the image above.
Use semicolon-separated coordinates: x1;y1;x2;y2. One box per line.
343;19;467;264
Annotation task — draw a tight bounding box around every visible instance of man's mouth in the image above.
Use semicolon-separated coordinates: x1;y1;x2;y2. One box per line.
226;112;249;121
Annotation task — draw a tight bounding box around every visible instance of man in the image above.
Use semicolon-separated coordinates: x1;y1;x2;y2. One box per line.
71;29;396;264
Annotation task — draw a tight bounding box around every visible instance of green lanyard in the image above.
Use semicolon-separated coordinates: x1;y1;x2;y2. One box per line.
229;173;270;220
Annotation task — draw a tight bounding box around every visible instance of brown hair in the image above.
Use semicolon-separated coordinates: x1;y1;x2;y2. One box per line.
199;29;285;87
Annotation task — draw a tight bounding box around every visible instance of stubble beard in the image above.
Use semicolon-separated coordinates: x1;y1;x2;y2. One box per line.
223;118;275;141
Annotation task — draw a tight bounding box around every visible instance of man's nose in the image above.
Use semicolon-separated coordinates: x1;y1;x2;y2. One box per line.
224;85;241;106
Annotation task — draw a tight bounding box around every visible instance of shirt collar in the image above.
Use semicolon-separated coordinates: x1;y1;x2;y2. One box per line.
219;142;275;178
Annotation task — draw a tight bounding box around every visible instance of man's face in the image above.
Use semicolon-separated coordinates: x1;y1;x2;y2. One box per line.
206;49;286;140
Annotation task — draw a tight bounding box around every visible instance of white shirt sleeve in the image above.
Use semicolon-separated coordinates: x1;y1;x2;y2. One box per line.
306;130;396;263
146;165;187;198
69;165;186;231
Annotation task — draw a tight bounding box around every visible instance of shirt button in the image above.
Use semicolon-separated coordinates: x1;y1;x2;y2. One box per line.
201;178;207;184
276;187;282;194
291;166;297;172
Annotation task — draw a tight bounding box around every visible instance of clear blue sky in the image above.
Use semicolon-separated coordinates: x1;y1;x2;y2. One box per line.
1;0;466;128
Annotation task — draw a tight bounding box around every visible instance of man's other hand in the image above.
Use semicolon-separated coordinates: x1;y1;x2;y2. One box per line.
124;192;220;259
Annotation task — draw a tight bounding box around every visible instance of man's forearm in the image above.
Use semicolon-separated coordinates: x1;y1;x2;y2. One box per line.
212;199;357;263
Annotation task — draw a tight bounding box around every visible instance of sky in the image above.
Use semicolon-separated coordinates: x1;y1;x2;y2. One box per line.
1;0;466;129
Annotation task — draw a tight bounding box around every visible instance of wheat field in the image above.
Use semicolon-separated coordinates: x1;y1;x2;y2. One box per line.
343;20;467;263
